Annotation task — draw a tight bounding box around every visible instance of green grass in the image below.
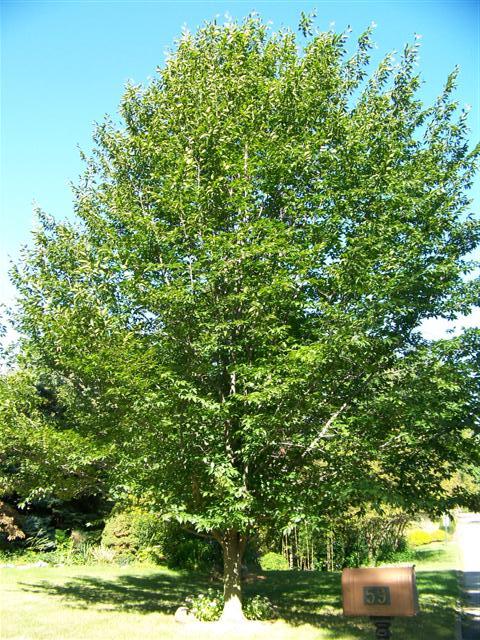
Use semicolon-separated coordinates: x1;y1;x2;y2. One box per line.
1;542;459;639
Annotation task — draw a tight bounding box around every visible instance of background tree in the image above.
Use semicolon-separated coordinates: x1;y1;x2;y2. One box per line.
0;367;107;503
10;16;479;620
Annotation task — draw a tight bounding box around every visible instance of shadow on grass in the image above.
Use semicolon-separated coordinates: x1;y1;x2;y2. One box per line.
20;568;458;638
21;570;211;615
247;569;458;637
390;546;451;564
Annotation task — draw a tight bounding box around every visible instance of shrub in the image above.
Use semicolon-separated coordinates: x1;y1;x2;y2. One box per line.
0;547;43;565
101;509;166;558
259;551;289;571
244;595;277;620
90;545;117;563
65;540;95;564
25;528;56;552
101;509;223;569
55;529;68;545
184;590;276;621
184;588;224;621
243;539;261;571
162;526;222;571
22;515;56;552
135;545;164;565
274;508;410;571
0;501;26;542
407;528;447;546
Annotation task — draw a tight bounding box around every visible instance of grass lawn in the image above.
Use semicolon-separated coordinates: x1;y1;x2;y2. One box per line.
1;542;459;640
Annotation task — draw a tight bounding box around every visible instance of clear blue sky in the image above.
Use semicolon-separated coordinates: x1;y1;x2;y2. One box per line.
1;0;479;338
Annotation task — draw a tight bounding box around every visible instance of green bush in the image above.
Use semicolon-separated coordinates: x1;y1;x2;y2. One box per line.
407;528;447;546
259;551;289;571
184;590;276;621
244;595;277;620
101;509;166;558
0;547;44;565
54;529;68;546
101;509;221;569
184;588;224;621
135;545;165;565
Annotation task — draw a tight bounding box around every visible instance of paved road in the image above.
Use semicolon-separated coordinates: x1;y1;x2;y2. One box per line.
456;513;480;640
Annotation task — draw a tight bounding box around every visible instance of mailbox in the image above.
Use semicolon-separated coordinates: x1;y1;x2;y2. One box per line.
342;566;419;618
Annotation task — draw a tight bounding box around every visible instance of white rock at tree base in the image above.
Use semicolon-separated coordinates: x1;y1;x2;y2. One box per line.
174;606;197;623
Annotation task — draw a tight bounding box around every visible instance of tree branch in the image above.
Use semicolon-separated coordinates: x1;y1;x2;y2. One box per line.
302;401;349;458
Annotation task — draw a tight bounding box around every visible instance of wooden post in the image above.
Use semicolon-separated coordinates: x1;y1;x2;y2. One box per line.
371;617;392;639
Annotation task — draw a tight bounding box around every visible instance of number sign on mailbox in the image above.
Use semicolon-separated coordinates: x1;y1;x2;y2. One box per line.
342;566;419;617
363;586;391;606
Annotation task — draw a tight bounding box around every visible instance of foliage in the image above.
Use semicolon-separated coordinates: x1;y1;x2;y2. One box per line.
242;539;261;571
184;588;224;621
0;547;42;565
0;537;95;566
162;525;222;571
100;507;221;569
333;509;410;568
9;13;480;615
259;551;290;571
101;508;166;558
25;528;56;553
276;507;410;570
441;468;480;512
134;545;165;565
0;369;108;503
61;540;98;565
407;528;447;546
244;595;278;620
90;545;117;563
184;589;276;621
0;502;109;565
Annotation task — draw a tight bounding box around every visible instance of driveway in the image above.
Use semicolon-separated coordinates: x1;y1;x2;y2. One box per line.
456;513;480;640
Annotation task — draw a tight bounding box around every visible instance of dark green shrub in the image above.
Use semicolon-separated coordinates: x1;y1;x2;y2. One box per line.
243;539;261;571
341;536;371;569
162;525;222;571
54;529;68;545
23;515;56;552
244;595;277;620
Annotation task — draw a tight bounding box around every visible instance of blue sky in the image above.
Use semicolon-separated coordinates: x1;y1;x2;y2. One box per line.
1;0;479;339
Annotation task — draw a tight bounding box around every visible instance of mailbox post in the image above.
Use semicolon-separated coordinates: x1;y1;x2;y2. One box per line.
370;617;393;639
342;566;419;638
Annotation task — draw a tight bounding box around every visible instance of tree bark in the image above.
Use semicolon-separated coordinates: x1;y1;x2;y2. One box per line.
220;529;246;623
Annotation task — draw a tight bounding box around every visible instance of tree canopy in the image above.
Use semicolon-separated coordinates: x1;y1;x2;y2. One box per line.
0;368;107;503
9;15;480;620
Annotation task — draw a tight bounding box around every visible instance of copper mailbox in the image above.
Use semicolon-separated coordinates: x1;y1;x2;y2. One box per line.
342;566;419;617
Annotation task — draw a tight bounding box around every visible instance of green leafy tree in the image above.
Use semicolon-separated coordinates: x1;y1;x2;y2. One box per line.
10;16;479;620
0;369;107;503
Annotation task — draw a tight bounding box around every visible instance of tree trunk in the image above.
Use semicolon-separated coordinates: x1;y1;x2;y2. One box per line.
220;529;246;623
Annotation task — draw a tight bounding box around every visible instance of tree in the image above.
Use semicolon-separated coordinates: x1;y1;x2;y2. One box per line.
10;16;479;620
0;368;107;503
